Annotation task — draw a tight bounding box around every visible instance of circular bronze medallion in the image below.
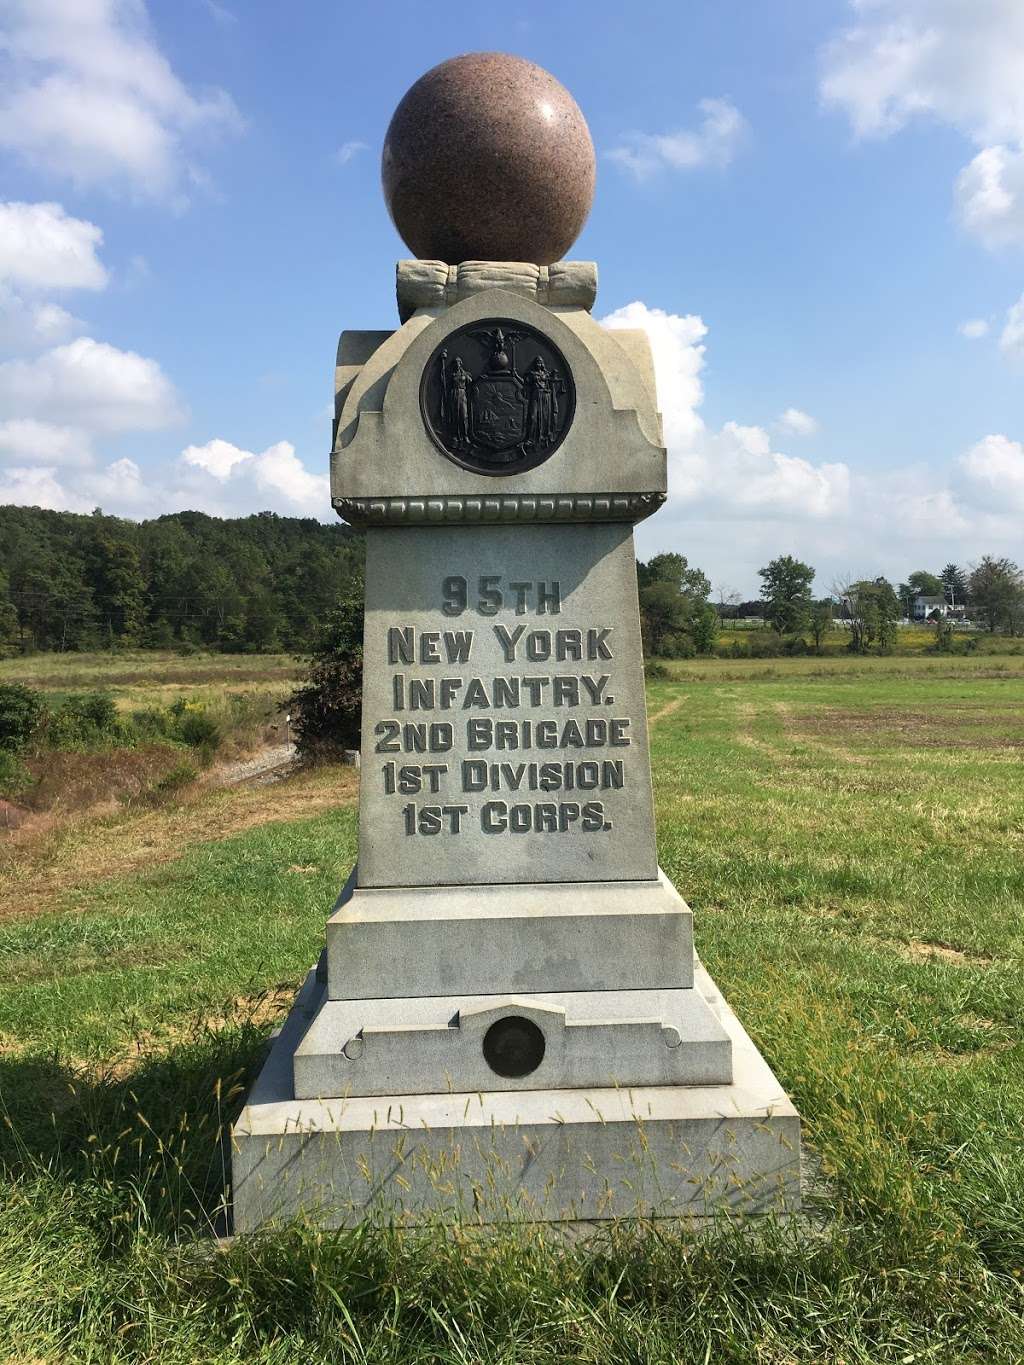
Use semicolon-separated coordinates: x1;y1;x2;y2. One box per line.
420;318;574;475
482;1015;546;1078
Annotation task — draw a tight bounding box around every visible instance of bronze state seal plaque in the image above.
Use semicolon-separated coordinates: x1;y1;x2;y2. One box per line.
420;318;575;475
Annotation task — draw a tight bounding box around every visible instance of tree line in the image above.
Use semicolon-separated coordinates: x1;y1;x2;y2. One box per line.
1;504;1021;659
0;505;362;654
639;551;1024;658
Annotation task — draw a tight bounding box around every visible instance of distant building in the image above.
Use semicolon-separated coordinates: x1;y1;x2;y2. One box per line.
911;594;964;621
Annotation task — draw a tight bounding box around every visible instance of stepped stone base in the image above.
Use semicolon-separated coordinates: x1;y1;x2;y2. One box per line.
231;962;800;1231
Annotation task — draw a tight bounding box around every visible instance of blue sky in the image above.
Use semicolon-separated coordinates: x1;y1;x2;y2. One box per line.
1;0;1022;595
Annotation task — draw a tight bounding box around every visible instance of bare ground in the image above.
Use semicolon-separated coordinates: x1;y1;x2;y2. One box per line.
0;764;358;921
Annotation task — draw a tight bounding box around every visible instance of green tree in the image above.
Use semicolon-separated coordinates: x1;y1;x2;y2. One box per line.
968;556;1024;633
289;575;365;758
637;552;711;600
907;570;943;597
243;587;285;652
87;533;146;645
690;602;718;656
758;556;815;634
0;684;47;751
636;553;712;656
941;563;968;606
809;600;833;653
638;581;690;655
843;578;900;654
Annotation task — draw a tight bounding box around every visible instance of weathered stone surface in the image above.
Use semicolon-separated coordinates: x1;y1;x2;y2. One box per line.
382;54;595;265
331;290;666;513
396;260;598;323
232;961;801;1229
293;984;732;1099
356;522;657;889
326;870;694;1000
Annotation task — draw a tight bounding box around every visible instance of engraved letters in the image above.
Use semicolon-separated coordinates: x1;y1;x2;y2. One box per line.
372;573;641;839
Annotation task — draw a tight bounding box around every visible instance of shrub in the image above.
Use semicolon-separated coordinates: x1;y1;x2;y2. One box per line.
644;660;670;680
164;700;222;760
46;692;127;749
145;760;200;803
0;748;32;798
0;683;47;751
290;584;364;760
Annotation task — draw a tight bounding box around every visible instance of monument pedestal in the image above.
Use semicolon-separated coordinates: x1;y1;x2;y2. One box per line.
231;254;801;1230
232;952;799;1230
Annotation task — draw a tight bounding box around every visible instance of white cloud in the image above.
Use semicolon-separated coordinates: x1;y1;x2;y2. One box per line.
180;437;329;516
599;298;1024;587
0;201;108;290
821;1;1024;143
0;433;331;521
0;417;93;467
602;301;707;451
335;140;369;166
0;463;85;511
609;99;746;180
998;292;1024;357
0;202;107;353
957;433;1024;513
821;1;1024;249
0;285;84;356
778;407;820;437
0;0;243;202
959;318;989;339
0;336;184;433
601;302;848;520
955;145;1024;248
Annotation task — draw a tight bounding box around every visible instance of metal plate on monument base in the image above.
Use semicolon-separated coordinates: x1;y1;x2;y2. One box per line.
420;317;574;475
357;523;658;889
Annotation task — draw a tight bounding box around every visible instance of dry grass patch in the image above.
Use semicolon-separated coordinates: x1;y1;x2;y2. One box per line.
793;704;1024;751
894;938;994;967
102;986;298;1078
0;765;358;921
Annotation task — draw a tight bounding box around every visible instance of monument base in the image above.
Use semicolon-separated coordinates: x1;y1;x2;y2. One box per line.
231;962;800;1232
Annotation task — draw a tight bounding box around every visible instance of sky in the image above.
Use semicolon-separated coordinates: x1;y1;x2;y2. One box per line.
0;0;1023;598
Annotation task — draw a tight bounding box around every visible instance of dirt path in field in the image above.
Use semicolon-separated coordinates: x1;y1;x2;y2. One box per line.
212;742;298;787
0;765;358;921
647;698;683;727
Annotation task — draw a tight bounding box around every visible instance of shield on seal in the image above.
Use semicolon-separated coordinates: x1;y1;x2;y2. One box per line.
471;368;526;457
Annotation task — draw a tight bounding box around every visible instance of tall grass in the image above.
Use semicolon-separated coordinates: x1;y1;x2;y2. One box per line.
0;659;1022;1360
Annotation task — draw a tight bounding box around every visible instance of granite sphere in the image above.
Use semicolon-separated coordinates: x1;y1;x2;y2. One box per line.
382;53;595;265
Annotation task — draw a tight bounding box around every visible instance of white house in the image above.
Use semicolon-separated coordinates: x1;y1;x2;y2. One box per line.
911;594;960;621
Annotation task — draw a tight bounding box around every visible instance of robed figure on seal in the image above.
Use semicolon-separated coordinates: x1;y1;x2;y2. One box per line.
525;355;559;447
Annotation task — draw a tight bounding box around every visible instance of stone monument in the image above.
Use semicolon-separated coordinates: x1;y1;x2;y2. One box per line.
232;53;800;1229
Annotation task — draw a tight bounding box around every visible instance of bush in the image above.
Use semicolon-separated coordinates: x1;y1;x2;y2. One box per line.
0;747;32;798
165;699;222;760
144;760;200;803
46;692;127;749
661;633;696;659
289;585;364;760
644;660;670;680
0;683;47;751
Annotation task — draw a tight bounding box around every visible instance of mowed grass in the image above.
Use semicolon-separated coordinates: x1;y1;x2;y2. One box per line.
1;655;1023;1362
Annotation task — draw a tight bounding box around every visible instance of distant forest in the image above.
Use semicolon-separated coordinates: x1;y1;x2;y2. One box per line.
0;506;363;654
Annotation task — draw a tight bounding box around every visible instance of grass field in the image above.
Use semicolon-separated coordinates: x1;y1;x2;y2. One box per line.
0;648;299;710
1;654;1023;1362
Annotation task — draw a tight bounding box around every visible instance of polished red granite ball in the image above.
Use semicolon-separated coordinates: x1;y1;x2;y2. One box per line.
382;52;596;265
